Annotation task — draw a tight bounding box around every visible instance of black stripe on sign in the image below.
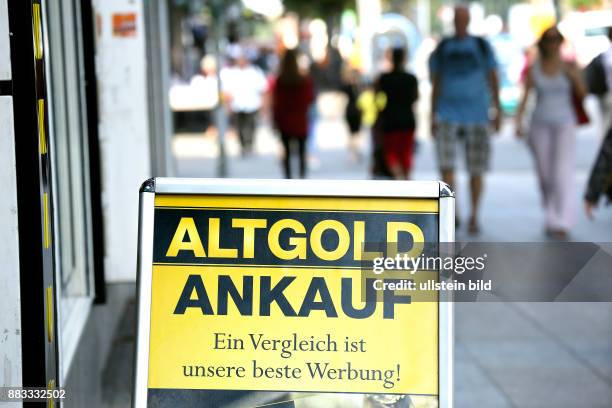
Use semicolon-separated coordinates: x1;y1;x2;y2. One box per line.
153;208;439;268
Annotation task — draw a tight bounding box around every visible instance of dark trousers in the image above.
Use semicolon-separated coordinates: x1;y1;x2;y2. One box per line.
235;111;257;153
280;133;306;179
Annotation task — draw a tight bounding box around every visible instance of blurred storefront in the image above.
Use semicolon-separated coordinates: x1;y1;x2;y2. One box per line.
0;0;172;405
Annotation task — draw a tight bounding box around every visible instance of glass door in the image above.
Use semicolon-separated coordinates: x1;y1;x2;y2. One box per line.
44;0;95;383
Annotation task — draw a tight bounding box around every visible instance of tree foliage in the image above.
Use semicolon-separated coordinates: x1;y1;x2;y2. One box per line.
282;0;355;18
568;0;602;10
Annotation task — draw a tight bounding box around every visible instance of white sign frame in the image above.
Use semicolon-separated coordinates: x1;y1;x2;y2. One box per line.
133;178;454;408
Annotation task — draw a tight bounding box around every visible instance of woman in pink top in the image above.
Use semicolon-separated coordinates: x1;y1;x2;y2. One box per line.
516;26;587;239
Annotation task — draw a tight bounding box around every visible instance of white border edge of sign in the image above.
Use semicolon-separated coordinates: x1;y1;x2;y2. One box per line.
134;191;155;408
133;178;455;408
153;177;441;198
438;185;455;408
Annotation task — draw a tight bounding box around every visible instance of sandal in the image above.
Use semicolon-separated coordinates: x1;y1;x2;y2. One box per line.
468;218;480;235
549;229;568;240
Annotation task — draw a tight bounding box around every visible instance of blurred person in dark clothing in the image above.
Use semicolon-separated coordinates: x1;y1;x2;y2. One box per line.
341;67;364;161
429;5;500;234
310;46;343;92
585;27;612;219
516;26;587;239
584;129;612;219
307;46;343;167
376;47;418;179
272;49;315;179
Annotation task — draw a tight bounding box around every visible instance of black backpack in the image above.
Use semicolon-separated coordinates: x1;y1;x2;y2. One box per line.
585;53;609;96
432;36;491;67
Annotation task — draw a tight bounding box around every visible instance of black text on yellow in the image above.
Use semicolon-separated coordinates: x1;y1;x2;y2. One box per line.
174;274;410;319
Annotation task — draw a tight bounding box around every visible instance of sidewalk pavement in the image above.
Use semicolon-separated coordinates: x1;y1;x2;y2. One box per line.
170;111;612;407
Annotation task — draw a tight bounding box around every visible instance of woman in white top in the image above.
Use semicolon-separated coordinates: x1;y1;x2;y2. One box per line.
515;26;587;239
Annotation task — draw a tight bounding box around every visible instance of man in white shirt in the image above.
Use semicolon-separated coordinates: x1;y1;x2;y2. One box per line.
221;52;268;155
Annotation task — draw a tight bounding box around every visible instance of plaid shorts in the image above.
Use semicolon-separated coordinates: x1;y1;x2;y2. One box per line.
435;122;491;175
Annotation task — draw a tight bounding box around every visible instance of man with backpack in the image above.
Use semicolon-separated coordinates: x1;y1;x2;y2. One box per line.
429;5;501;234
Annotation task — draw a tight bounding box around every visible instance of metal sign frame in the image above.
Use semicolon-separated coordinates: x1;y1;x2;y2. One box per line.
133;177;454;408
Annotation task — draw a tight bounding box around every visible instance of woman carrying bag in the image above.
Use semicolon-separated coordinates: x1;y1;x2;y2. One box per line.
515;26;588;240
271;49;314;179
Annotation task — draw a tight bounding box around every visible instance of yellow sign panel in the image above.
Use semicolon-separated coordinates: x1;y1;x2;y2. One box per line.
145;194;440;398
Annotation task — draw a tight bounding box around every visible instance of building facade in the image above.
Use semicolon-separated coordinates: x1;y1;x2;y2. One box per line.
0;0;172;405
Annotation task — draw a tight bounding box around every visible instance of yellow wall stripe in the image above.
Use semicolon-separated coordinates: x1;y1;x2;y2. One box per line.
47;379;55;408
33;4;43;60
43;192;51;248
38;99;47;155
46;286;54;343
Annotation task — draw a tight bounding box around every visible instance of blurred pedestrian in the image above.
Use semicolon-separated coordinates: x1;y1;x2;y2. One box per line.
189;55;219;135
515;26;588;239
272;49;315;179
357;83;389;178
341;67;364;162
376;48;418;179
310;46;343;92
584;27;612;220
307;46;343;167
585;27;612;134
584;129;612;219
220;51;268;155
429;5;501;234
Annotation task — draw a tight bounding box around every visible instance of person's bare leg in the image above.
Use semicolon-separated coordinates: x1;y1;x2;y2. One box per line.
469;175;482;233
350;134;361;161
441;169;455;190
389;164;405;180
441;169;459;225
